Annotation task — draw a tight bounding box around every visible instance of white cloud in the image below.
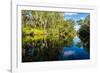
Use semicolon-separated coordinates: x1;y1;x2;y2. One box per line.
74;25;81;31
80;17;85;20
64;13;78;16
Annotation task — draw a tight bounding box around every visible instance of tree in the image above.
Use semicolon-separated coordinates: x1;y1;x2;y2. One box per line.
22;10;77;61
77;19;84;25
78;15;90;53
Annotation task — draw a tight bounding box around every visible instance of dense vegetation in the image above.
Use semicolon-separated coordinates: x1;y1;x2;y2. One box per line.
22;10;90;62
22;10;76;61
77;15;90;53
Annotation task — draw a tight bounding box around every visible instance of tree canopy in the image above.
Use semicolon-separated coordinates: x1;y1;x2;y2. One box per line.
78;15;90;53
22;10;77;61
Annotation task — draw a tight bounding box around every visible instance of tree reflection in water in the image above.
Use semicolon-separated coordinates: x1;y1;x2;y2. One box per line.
22;34;89;62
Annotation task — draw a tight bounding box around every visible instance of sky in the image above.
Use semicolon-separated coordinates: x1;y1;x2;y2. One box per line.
64;12;89;21
64;12;90;31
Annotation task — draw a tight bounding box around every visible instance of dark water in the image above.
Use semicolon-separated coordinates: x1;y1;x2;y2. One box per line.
59;45;89;60
22;36;90;62
59;36;90;60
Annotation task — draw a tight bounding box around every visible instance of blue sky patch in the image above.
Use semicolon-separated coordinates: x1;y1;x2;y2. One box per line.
64;12;90;21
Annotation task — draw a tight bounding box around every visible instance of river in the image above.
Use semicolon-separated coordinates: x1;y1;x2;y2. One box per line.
22;35;90;62
59;36;90;60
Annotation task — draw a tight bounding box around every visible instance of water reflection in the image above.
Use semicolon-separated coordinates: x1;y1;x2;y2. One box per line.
58;36;89;60
22;35;90;62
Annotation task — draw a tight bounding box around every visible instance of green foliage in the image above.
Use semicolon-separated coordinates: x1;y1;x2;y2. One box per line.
22;10;76;61
77;19;84;25
78;15;90;53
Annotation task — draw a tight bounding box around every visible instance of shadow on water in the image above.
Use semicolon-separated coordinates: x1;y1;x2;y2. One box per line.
22;35;90;62
59;36;90;60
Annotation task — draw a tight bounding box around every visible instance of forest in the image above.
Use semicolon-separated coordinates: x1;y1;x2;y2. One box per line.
22;10;90;62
